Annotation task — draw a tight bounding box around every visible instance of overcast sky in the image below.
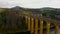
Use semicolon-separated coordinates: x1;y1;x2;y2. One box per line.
0;0;60;8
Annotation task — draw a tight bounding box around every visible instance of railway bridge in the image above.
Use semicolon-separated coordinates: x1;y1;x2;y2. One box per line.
21;14;60;34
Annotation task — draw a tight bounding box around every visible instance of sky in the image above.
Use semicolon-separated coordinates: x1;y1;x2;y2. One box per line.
0;0;60;8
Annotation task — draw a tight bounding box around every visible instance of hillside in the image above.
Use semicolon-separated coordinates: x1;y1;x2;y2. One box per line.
0;6;60;33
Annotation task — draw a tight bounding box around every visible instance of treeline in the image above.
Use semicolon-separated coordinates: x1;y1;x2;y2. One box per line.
0;8;27;33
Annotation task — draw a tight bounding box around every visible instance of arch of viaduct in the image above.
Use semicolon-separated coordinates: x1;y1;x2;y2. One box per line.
20;14;60;34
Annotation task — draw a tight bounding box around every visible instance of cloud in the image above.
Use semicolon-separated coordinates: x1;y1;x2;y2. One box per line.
0;0;60;8
0;0;23;8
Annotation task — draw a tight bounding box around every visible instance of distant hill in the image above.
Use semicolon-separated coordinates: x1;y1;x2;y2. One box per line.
0;6;60;15
10;6;60;14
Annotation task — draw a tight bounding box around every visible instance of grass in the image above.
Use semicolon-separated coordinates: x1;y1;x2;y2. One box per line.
0;9;5;13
